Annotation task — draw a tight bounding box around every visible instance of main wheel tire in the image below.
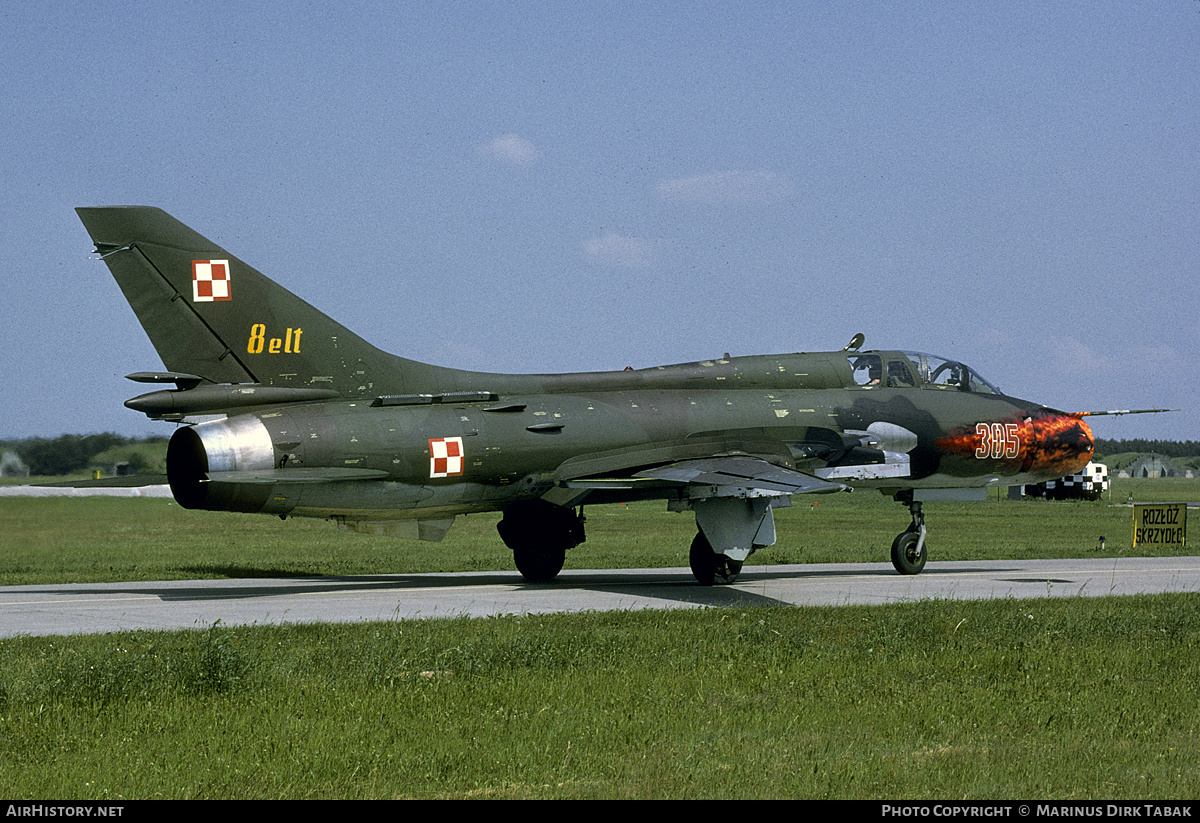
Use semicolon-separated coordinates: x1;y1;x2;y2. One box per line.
513;543;566;583
890;529;927;575
689;532;743;586
498;501;582;583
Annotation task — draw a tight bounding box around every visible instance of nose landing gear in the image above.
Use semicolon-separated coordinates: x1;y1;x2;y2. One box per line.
891;496;927;575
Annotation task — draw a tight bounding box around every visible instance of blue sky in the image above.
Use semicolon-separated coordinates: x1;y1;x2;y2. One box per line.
1;1;1196;441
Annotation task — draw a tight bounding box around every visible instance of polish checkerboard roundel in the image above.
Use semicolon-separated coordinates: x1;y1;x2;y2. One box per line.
429;437;464;478
192;260;231;302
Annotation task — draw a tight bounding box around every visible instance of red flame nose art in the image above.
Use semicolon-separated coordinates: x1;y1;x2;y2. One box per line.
937;412;1093;478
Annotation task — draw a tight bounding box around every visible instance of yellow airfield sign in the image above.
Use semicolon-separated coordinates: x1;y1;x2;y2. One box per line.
1132;503;1187;548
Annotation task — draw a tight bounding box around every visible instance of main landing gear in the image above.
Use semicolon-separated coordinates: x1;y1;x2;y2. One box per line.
497;500;585;583
498;491;932;584
689;531;744;586
890;495;928;575
685;496;778;586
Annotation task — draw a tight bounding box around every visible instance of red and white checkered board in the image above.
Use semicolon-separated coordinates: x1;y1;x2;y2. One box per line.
429;437;464;478
192;260;231;302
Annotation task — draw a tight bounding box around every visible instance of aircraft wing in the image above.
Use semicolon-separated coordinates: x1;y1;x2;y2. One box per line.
632;455;848;495
553;442;848;499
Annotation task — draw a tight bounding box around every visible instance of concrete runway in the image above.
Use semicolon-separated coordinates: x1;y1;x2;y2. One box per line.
2;556;1198;637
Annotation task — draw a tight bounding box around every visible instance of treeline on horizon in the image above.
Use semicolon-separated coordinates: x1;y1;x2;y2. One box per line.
0;433;168;477
2;432;1199;478
1093;439;1200;460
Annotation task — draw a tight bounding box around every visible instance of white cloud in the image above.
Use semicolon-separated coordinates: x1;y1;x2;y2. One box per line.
655;169;793;205
582;233;659;269
478;133;540;167
1050;336;1118;375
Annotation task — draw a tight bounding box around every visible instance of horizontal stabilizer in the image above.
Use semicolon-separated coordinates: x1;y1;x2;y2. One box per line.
126;384;342;419
204;467;391;485
34;475;170;488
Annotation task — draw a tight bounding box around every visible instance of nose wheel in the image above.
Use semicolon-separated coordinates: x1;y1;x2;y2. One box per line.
890;498;927;575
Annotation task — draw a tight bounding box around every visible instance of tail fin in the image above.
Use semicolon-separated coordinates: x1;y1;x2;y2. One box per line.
77;206;407;398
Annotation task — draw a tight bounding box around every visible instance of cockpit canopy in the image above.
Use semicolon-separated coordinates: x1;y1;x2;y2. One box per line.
847;351;1002;395
905;351;1002;394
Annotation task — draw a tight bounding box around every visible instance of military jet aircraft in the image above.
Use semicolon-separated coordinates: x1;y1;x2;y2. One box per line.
77;206;1101;585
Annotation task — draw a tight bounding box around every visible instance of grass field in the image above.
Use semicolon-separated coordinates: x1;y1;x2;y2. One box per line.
0;477;1197;798
0;596;1197;798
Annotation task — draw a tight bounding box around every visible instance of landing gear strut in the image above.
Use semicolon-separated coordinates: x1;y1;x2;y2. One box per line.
890;496;927;575
497;500;585;583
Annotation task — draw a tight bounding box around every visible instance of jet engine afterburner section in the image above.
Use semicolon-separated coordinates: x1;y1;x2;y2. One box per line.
167;414;276;512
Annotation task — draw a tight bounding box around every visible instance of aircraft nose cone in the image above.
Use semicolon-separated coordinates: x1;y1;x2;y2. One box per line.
1025;411;1094;479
